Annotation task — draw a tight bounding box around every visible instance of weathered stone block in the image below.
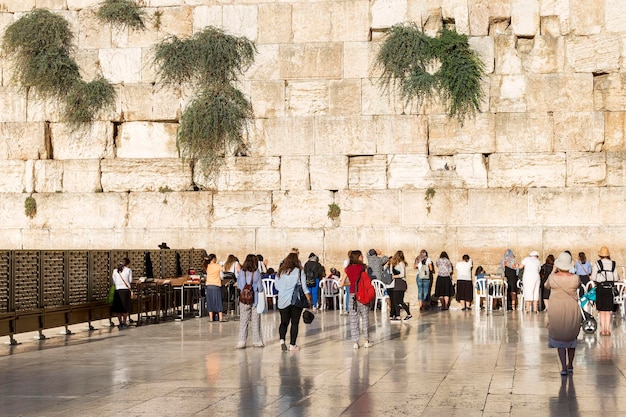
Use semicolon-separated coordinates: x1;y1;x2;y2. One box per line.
605;152;626;186
494;36;523;75
455;154;489;188
469;36;494;74
271;190;334;228
520;35;564;74
371;0;408;29
570;0;603;35
212;191;271;227
0;87;27;123
345;41;379;79
442;0;469;34
6;0;36;11
566;34;620;73
605;0;626;32
117;122;179;159
33;160;63;193
528;188;599;226
495;112;553;153
280;156;310;191
387;154;430;189
511;0;539;37
593;73;626;112
278;44;343;79
257;117;315;156
428;113;496;155
255;227;325;265
247;81;285;118
375;115;428;154
0;122;47;160
50;122;114;159
78;9;112;49
526;74;593;112
158;6;193;37
206;157;281;191
246;44;280;81
553;112;604;152
540;0;570;35
314;116;377;155
0;160;26;193
101;158;192;192
348;155;387;190
127;191;212;229
67;0;98;10
336;189;401;226
468;0;489;36
331;1;369;42
286;81;329;116
223;5;258;42
361;78;411;116
467;188;529;226
329;80;362;116
488;153;566;188
62;159;101;192
0;193;33;229
258;4;292;44
192;5;221;33
120;84;179;121
400;188;468;226
310;155;348;191
604;112;626;150
292;2;331;43
99;48;143;84
490;74;527;113
566;152;606;186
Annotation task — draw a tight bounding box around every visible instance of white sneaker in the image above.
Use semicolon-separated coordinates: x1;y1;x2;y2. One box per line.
353;343;359;350
236;342;246;349
363;341;372;348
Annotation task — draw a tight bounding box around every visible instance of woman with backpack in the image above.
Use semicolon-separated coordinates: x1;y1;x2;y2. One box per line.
388;250;411;321
345;250;372;349
236;254;264;349
414;249;434;311
591;246;620;336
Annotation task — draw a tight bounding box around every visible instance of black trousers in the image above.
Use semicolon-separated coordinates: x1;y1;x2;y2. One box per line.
389;289;410;317
279;304;303;346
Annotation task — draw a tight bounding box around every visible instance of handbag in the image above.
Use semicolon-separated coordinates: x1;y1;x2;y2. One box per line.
256;286;268;314
291;271;309;308
106;285;115;304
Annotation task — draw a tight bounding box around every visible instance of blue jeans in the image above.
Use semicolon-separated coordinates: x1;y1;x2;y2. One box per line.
417;279;430;301
307;278;320;307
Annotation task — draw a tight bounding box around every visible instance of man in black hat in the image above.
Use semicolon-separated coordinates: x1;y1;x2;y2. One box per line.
304;253;325;309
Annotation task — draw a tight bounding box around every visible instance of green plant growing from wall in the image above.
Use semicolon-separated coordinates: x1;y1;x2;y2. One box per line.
327;203;341;220
375;24;485;123
425;187;436;214
25;196;37;218
96;0;146;31
2;9;115;126
153;27;256;177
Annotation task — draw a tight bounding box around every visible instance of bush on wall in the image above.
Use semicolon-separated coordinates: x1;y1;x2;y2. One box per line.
96;0;146;31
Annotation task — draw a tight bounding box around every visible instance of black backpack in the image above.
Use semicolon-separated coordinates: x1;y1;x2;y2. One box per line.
305;268;317;287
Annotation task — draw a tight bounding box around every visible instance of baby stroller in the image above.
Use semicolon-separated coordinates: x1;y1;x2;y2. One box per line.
580;286;597;334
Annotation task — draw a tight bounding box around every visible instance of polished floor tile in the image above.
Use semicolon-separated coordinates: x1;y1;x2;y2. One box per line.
1;305;626;416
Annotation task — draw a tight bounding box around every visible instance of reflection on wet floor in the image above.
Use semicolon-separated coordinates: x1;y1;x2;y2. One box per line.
1;307;626;416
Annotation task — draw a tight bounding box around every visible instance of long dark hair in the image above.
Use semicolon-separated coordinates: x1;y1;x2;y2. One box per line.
349;250;363;265
578;252;587;264
116;261;124;274
202;253;217;269
440;251;449;260
278;252;300;276
241;254;258;273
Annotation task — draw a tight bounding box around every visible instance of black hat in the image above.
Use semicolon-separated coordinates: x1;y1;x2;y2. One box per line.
368;249;377;256
302;310;315;324
158;242;170;249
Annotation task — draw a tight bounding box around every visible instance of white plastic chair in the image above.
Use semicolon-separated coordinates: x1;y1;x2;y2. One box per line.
487;278;507;313
614;282;626;318
319;278;340;310
474;278;487;311
517;280;524;310
371;279;389;312
261;278;277;310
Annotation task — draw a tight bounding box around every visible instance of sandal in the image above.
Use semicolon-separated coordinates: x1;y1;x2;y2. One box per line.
560;370;568;376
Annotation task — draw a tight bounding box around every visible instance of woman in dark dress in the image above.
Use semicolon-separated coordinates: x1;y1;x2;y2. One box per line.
540;254;555;311
434;252;454;310
500;249;519;311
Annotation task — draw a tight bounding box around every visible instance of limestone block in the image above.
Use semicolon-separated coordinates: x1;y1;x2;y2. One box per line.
387;154;430;189
566;152;606;186
467;188;529;226
119;84;152;121
495;112;553;153
428;113;496;155
223;5;258;42
323;227;358;266
286;81;329;116
361;78;411;116
33;160;63;193
292;2;331;43
604;112;626;150
192;227;255;257
336;190;401;226
442;0;469;34
255;227;325;265
553;112;604;152
117;122;179;159
280;156;310;191
141;47;158;85
192;6;222;33
74;49;100;85
101;158;192;192
62;159;101;192
99;48;142;84
258;4;292;44
314;116;377;155
370;0;408;29
0;86;27;122
271;190;334;228
157;6;193;37
570;0;603;35
0;122;47;160
329;80;362;116
375;115;428;154
248;81;285;118
278;43;343;79
25;91;64;123
605;152;626;186
246;44;280;81
331;1;369;42
24;160;34;194
520;35;564;74
348;155;387;190
310;155;348;191
0;160;26;192
494;35;522;74
469;36;494;74
468;0;489;36
597;188;626;226
528;188;599;226
344;42;379;79
127;191;212;229
454;154;488;188
204;157;281;191
526;74;593;112
488;153;566;188
605;0;626;32
29;192;128;229
541;16;564;37
67;0;99;10
152;86;181;121
0;193;32;229
511;0;538;37
50;122;114;159
489;74;527;113
540;0;570;35
78;9;111;49
257;117;315;156
566;34;620;73
212;191;271;227
149;0;182;6
116;15;159;49
5;0;36;11
400;188;468;226
593;73;626;112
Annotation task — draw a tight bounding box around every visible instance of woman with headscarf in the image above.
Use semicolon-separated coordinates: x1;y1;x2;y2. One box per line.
500;249;519;311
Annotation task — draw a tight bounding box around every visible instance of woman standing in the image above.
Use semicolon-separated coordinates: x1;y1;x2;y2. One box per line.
591;246;620;336
540;254;555;311
388;250;411;321
574;252;592;287
275;252;311;351
520;251;541;313
223;254;241;281
204;254;226;322
236;254;264;349
500;249;519;311
455;254;473;310
345;250;372;349
414;249;434;311
544;252;581;375
434;252;454;310
111;260;132;329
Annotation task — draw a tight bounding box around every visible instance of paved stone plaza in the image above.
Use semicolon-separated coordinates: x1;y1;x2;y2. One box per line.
1;304;625;417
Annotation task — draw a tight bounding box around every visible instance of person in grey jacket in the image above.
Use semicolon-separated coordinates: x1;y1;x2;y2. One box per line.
366;249;389;281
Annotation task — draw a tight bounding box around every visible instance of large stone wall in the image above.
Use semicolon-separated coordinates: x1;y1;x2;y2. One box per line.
1;0;626;273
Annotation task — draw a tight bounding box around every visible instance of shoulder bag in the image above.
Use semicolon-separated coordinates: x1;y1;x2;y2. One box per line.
291;270;310;308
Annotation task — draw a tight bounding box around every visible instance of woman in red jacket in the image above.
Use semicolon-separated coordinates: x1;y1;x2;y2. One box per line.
345;250;371;350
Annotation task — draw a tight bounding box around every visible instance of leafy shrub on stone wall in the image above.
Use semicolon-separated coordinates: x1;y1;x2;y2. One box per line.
96;0;146;31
